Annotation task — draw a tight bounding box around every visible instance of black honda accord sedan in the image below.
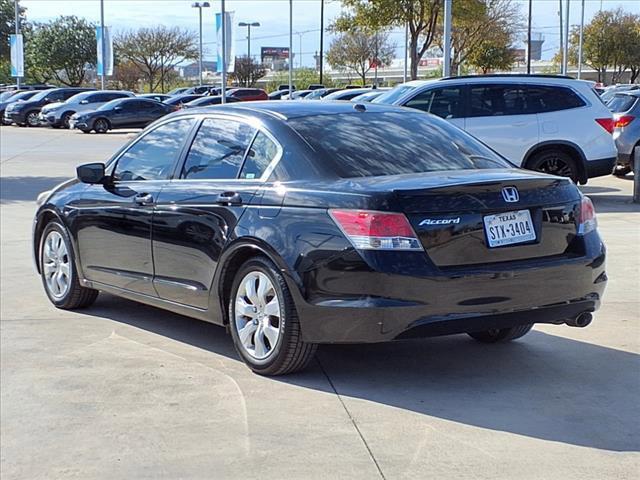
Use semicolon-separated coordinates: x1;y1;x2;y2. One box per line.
33;101;607;375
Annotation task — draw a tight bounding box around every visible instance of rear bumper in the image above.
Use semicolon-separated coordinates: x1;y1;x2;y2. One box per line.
294;232;607;344
584;156;616;178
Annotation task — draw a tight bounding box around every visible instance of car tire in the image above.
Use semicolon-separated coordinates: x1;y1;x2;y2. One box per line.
25;111;40;127
61;112;73;129
467;324;533;343
94;118;109;134
39;221;98;309
527;150;579;183
613;165;631;176
229;256;317;376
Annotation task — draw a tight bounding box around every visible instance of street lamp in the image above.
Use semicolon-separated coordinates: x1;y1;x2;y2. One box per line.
238;21;260;60
192;2;210;86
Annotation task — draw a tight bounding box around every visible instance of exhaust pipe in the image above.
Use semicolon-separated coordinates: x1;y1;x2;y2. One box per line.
566;312;593;328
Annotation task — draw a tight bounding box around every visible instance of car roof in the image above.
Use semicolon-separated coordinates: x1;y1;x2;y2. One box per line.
178;99;408;121
402;75;584;88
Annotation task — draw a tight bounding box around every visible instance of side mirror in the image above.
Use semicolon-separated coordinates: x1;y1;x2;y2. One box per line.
114;106;122;111
79;100;89;105
77;162;106;184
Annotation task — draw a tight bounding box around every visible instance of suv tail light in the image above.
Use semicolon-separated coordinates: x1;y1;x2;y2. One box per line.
595;118;615;134
577;196;597;235
329;209;423;251
614;115;635;128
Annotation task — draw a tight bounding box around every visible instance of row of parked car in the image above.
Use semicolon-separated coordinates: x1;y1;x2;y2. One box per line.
1;76;637;181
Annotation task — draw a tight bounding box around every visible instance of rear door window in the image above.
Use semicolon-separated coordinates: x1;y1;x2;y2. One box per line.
526;85;586;113
181;118;256;180
239;132;279;179
469;84;528;117
405;87;463;118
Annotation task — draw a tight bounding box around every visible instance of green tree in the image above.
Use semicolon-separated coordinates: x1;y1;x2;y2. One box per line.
466;32;516;73
28;16;96;86
0;0;27;84
446;0;521;74
116;26;197;92
562;8;640;84
326;30;394;85
334;0;441;80
231;56;267;87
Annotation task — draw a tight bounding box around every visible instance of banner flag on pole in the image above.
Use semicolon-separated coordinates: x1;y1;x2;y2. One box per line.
216;11;235;73
10;34;24;77
96;26;113;76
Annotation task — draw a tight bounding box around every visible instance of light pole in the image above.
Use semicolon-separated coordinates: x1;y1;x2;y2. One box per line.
192;2;211;86
15;0;20;89
238;21;260;61
443;0;452;76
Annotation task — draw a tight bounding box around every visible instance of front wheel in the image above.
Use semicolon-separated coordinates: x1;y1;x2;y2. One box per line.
229;257;316;375
61;112;73;129
93;118;109;133
40;222;98;309
25;111;40;127
468;324;533;343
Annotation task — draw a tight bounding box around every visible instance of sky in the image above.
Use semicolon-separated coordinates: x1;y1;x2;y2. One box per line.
19;0;640;66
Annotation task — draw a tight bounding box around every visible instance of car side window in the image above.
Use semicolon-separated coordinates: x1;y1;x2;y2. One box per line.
526;85;586;113
239;131;279;179
181;118;256;180
469;84;528;117
404;87;463;119
112;118;194;181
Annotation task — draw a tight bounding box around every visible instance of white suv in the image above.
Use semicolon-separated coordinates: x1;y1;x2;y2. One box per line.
373;75;617;184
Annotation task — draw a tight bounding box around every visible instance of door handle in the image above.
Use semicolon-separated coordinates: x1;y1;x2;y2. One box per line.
216;191;242;205
133;193;154;206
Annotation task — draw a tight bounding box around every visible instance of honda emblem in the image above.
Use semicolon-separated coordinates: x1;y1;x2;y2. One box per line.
501;186;519;203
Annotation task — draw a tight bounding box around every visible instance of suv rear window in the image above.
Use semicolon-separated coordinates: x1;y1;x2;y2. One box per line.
607;94;637;113
525;85;585;113
289;112;511;178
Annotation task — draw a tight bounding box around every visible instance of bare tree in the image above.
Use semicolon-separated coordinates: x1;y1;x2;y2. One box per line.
230;56;267;87
116;26;198;92
326;30;394;85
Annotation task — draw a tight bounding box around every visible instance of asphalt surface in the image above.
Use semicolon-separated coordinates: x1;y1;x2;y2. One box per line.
1;126;639;480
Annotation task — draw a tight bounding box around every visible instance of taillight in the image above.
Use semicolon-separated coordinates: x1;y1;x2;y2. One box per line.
577;196;597;235
595;118;615;134
614;115;635;128
329;209;423;251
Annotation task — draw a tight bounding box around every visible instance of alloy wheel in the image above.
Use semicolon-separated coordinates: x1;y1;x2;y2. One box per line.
94;119;108;133
42;230;71;299
535;156;574;178
234;271;282;360
26;112;39;127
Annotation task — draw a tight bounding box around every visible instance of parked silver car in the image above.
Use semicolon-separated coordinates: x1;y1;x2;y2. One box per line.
609;90;640;176
39;90;134;129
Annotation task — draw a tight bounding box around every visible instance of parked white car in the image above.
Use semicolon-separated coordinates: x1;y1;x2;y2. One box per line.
374;74;617;184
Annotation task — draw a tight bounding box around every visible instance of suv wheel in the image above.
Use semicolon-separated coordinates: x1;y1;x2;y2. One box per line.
528;150;579;183
468;324;533;343
229;257;317;375
61;112;73;129
40;222;99;309
26;111;40;127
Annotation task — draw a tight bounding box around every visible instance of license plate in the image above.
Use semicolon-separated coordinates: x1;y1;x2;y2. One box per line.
483;209;536;248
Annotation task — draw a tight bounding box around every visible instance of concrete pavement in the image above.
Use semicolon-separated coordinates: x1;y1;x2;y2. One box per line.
1;126;639;479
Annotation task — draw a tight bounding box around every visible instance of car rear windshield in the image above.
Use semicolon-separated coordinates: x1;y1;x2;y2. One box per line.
289;112;512;178
607;94;637;113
